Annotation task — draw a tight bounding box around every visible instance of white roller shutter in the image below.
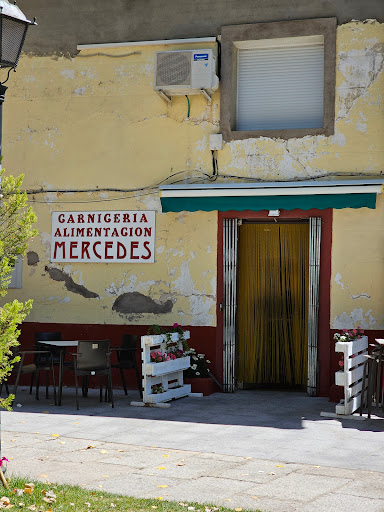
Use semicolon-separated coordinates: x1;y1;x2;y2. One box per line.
236;43;324;131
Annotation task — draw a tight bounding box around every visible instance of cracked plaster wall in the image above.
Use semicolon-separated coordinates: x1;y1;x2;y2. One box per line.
331;194;384;330
220;22;384;181
2;22;384;329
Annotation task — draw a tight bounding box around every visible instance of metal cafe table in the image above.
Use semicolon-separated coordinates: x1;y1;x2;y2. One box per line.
36;340;79;406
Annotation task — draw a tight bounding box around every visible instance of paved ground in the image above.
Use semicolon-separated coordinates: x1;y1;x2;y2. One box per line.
2;386;384;512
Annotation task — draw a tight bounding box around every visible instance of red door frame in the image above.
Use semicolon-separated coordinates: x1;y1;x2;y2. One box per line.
215;208;333;397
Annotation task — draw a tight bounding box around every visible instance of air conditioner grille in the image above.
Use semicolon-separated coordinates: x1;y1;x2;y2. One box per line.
156;52;191;87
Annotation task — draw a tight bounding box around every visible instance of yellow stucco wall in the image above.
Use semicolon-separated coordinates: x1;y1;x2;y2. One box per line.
2;21;384;329
4;42;219;326
332;195;384;330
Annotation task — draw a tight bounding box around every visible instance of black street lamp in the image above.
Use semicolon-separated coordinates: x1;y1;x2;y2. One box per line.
0;0;36;160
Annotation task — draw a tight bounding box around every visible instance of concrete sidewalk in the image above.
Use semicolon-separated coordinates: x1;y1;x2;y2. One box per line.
3;387;384;512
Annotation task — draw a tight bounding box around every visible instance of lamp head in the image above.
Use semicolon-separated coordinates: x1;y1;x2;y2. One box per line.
0;0;36;69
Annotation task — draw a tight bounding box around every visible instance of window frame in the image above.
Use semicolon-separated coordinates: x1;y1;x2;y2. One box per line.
9;257;23;289
220;17;337;141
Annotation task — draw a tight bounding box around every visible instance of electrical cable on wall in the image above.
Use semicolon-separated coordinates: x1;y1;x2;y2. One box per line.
24;169;384;204
76;51;141;58
211;150;218;180
185;95;190;117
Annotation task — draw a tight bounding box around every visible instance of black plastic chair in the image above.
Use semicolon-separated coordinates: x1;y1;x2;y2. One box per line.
111;334;142;398
70;340;114;410
11;344;56;403
34;332;63;398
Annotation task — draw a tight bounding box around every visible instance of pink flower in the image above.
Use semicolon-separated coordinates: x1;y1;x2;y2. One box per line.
173;323;180;328
0;457;8;467
170;354;176;360
361;329;364;333
358;335;361;339
338;360;344;367
353;329;357;334
342;329;348;332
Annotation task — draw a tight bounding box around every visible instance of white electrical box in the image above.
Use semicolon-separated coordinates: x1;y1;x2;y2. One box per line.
154;49;219;96
209;133;223;151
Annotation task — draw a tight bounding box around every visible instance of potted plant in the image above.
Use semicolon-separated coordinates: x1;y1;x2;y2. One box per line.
144;324;191;376
184;349;218;396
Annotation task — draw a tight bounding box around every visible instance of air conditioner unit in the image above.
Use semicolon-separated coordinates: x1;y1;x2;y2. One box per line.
154;49;219;96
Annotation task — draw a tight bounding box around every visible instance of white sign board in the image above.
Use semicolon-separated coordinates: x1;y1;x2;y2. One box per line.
51;211;155;263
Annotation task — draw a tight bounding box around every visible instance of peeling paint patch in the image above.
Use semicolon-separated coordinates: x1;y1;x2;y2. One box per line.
105;274;139;296
46;267;99;299
60;69;75;79
329;133;346;147
44;192;58;204
189;295;215;326
351;293;371;299
27;251;39;266
73;86;87;96
333;308;379;330
39;232;53;259
337;42;384;120
81;67;96;79
172;260;195;296
334;272;370;300
355;121;367;133
334;272;345;289
195;135;208;152
137;193;161;211
112;292;173;314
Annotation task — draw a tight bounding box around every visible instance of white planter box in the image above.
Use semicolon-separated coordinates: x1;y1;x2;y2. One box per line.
141;331;191;405
335;335;368;415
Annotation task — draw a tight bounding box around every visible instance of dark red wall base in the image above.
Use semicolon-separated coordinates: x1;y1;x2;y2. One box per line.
16;323;380;398
16;322;218;389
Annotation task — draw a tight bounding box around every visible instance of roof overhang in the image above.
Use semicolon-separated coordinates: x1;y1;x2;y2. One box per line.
160;179;384;212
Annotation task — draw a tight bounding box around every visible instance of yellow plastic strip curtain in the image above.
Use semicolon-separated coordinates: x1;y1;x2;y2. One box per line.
237;223;309;386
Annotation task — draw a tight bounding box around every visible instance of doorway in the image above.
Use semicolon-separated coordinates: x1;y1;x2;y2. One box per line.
237;222;309;388
221;215;322;395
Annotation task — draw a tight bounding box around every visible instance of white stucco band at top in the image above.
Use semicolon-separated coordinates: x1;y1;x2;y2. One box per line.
77;37;217;51
159;180;384;198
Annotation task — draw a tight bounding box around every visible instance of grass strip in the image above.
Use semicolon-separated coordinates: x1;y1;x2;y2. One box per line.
0;476;261;512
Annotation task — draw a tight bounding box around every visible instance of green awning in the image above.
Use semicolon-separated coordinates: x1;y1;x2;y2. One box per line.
161;193;377;213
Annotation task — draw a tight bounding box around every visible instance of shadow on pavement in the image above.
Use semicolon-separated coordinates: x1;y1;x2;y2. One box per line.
7;386;384;432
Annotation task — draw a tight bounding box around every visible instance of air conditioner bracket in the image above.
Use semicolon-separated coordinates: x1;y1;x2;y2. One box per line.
157;89;172;104
200;89;212;104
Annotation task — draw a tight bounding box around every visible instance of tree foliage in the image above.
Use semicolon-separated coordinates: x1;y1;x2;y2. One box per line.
0;170;37;409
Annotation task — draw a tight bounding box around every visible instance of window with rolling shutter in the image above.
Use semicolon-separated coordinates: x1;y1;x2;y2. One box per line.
220;18;336;141
236;38;324;131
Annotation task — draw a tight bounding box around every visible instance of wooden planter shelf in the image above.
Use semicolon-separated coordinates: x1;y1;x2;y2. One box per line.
141;331;191;404
334;336;368;415
143;356;191;376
